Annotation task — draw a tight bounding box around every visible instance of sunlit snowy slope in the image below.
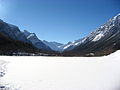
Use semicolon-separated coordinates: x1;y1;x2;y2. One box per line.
1;51;120;90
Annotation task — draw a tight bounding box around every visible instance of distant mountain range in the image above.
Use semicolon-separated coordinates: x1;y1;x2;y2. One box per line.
23;30;52;51
0;13;120;56
42;40;64;51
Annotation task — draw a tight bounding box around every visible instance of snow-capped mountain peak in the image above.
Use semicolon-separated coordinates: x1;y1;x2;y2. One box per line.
63;13;120;52
23;30;52;51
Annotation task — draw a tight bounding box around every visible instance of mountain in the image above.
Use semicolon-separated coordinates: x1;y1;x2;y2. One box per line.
0;13;120;56
43;40;64;51
63;13;120;56
23;30;52;51
0;32;42;55
0;20;30;43
0;20;55;56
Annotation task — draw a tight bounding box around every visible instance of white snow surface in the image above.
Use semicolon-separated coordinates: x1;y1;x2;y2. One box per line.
0;60;7;77
1;51;120;90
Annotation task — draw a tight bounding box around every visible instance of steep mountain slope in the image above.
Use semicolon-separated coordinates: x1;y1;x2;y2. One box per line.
63;13;120;56
0;32;42;55
0;20;57;56
23;30;52;51
43;40;64;51
0;20;30;43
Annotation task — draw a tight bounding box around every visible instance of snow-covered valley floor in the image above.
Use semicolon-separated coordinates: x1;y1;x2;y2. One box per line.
1;51;120;90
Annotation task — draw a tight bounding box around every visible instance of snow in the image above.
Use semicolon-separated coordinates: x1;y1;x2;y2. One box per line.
92;33;104;42
100;25;104;28
111;13;120;21
62;14;120;49
74;40;84;46
0;51;120;90
27;33;35;39
74;42;80;45
113;16;118;21
63;44;71;49
63;39;86;50
0;60;7;77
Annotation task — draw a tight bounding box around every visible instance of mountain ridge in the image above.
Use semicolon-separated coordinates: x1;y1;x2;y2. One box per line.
0;20;30;43
62;13;120;51
23;30;52;51
0;13;120;56
63;13;120;56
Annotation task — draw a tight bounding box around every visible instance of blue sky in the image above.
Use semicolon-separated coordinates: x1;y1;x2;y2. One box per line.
0;0;120;44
